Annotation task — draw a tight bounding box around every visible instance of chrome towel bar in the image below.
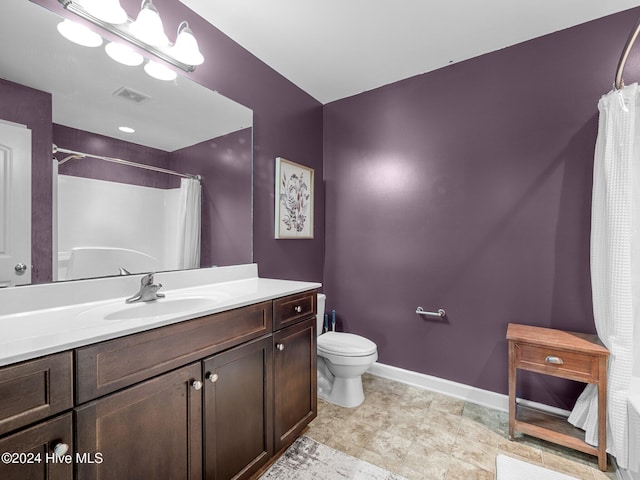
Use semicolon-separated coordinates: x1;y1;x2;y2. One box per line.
416;307;446;318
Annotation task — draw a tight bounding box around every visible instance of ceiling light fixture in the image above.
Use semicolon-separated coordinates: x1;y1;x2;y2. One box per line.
57;18;103;47
57;0;203;73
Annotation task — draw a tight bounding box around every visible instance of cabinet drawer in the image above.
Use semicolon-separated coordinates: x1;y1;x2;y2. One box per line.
514;343;599;383
76;301;272;403
273;291;317;330
0;352;73;436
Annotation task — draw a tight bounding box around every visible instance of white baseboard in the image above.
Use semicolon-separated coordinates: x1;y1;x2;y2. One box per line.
367;362;571;417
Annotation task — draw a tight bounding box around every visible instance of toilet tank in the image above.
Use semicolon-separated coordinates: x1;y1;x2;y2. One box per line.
316;294;326;335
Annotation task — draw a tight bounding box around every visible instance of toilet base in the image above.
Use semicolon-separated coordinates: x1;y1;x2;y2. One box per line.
318;375;365;408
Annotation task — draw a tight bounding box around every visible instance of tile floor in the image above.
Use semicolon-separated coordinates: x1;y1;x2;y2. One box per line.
306;374;617;480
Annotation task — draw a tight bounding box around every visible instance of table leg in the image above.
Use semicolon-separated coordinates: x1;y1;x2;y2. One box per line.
597;356;607;471
508;341;516;440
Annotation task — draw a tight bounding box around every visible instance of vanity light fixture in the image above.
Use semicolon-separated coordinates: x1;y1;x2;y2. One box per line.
76;0;127;25
105;42;144;66
57;0;204;73
170;22;204;66
144;59;177;81
129;0;168;47
56;18;103;47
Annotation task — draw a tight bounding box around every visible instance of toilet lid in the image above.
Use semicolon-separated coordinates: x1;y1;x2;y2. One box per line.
317;332;377;357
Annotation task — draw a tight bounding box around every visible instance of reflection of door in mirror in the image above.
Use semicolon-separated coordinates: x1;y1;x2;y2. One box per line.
0;120;32;286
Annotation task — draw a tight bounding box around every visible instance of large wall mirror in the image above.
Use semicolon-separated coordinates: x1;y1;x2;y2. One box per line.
0;0;253;286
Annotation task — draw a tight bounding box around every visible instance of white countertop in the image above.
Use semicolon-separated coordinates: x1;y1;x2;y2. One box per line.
0;264;321;367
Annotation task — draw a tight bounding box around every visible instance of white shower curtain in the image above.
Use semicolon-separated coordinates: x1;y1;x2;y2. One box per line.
568;84;639;470
176;177;201;270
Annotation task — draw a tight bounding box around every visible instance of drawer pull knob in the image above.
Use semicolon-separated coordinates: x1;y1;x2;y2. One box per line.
52;442;69;458
191;380;203;390
206;373;219;383
294;305;303;313
277;343;285;351
545;355;564;365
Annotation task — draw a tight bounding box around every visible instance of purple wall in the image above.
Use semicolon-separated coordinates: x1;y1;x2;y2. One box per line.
170;128;253;267
323;9;640;408
54;124;172;188
0;78;52;284
32;0;325;284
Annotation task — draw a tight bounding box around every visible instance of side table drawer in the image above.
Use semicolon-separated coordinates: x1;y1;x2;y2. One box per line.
515;343;599;383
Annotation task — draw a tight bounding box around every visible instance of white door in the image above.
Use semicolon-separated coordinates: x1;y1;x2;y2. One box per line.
0;120;31;286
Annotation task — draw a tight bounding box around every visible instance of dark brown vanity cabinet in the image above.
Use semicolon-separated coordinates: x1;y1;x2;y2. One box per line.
0;290;317;480
203;336;273;480
75;363;203;480
0;352;74;480
273;317;317;451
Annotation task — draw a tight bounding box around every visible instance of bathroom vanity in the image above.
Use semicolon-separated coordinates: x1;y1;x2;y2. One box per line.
0;264;319;480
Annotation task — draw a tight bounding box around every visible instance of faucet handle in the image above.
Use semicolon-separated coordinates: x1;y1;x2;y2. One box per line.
140;272;156;286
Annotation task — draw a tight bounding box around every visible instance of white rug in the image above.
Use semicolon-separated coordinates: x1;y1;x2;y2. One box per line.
496;454;580;480
260;436;408;480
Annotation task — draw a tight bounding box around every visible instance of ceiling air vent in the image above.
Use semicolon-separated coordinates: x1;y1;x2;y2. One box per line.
113;87;150;104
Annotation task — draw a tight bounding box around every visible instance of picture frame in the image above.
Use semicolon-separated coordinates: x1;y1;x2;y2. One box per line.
275;157;314;239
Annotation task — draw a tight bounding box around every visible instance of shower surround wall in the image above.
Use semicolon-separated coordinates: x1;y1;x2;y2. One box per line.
323;7;640;409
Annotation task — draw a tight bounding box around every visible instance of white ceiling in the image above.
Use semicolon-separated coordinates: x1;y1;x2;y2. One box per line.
1;0;252;152
181;0;640;104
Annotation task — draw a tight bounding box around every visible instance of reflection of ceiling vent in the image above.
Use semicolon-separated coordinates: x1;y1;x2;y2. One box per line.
113;87;150;104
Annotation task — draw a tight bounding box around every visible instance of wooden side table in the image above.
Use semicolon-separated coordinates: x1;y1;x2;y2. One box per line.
506;323;610;471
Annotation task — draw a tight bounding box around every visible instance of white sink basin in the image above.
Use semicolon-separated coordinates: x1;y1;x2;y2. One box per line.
104;297;219;321
78;295;225;322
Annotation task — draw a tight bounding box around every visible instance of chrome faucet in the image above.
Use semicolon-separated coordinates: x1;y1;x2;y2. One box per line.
126;273;165;303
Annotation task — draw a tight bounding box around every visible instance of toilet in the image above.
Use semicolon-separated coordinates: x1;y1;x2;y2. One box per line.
316;293;378;408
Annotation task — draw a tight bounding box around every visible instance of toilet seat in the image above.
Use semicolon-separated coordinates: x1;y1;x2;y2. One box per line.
317;331;377;357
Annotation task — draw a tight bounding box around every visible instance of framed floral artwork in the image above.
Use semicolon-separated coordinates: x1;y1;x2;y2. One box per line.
275;157;314;239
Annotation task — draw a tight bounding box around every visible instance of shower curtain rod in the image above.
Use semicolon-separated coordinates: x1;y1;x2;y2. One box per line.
614;16;640;90
52;144;201;180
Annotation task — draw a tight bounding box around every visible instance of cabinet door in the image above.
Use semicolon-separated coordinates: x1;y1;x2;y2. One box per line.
76;363;202;480
0;413;73;480
273;318;316;451
203;336;273;480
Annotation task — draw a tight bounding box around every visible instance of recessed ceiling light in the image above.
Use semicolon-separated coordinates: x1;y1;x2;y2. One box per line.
118;126;135;133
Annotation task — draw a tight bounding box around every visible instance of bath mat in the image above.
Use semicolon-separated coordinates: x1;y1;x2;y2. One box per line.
496;454;579;480
259;435;407;480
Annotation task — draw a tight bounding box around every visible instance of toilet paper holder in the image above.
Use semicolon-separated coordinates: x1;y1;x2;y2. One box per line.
416;307;446;318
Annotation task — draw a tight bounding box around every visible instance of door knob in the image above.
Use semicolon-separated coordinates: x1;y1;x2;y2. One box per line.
14;263;27;274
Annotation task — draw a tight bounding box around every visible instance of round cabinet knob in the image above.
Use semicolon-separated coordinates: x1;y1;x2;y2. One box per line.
51;442;69;458
206;372;218;383
294;305;302;313
191;380;203;390
14;263;28;274
276;343;285;351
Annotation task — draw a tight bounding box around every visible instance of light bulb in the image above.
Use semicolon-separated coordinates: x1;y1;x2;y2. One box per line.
105;42;144;66
144;60;177;81
57;19;103;47
129;0;168;47
170;22;204;66
78;0;128;25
